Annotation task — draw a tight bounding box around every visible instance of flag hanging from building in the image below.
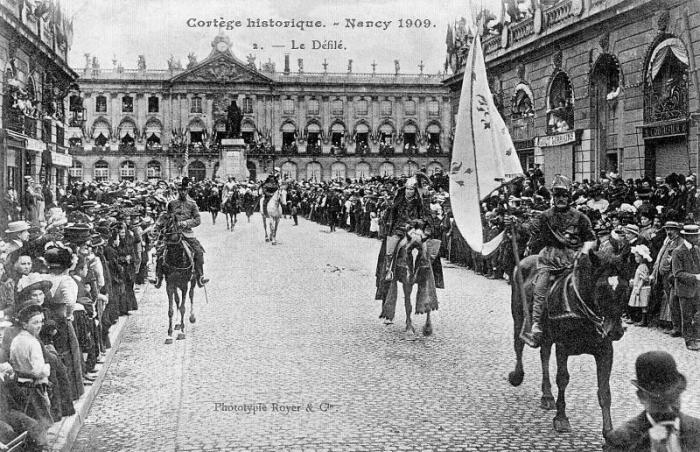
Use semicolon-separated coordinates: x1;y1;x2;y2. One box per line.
449;33;523;255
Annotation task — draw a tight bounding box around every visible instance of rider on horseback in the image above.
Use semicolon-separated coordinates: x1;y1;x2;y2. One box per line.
261;168;280;216
524;174;596;347
381;173;434;281
150;177;209;289
221;176;236;205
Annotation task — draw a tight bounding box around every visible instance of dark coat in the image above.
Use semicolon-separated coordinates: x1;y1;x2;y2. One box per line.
672;241;700;298
604;411;700;451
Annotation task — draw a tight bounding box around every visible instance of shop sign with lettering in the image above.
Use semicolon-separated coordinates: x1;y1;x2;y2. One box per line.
535;131;576;147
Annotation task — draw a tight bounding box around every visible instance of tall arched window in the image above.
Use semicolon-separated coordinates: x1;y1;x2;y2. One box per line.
306;162;322;181
355;162;371;179
379;162;395;177
281;161;298;180
94;160;109;181
69;160;83;180
644;37;689;123
547;72;574;134
331;162;346;181
120;161;136;181
147;161;162;179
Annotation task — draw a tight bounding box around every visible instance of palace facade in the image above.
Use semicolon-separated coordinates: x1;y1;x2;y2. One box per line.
1;0;78;195
69;35;452;183
444;0;700;183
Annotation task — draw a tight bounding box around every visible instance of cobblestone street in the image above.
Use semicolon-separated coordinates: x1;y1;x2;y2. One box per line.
71;215;700;452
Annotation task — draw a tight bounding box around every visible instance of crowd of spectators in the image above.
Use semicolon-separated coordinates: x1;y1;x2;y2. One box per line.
290;168;700;351
2;165;700;448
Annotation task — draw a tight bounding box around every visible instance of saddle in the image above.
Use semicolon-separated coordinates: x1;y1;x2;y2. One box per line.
541;267;605;337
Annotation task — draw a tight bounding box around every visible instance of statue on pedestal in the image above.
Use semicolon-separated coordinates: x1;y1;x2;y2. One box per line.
226;100;243;138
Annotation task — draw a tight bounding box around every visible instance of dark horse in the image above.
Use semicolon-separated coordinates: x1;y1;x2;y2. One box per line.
161;216;197;344
509;250;628;436
221;192;239;232
375;236;442;340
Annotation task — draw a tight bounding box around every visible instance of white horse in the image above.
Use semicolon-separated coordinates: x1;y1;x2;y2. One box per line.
261;186;287;245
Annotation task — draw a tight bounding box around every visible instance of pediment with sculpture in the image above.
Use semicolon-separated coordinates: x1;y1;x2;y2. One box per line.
172;55;271;85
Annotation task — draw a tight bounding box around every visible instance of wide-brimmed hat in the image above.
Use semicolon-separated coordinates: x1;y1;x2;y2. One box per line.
631;351;687;400
5;221;30;235
63;223;92;244
631;244;652;262
44;245;74;269
681;224;700;235
17;279;52;303
16;303;44;324
663;221;681;229
46;208;68;229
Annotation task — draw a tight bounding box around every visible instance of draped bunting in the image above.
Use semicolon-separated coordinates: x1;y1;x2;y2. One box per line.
650;38;689;81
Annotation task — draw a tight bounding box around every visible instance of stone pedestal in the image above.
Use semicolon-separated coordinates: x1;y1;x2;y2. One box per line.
218;138;249;181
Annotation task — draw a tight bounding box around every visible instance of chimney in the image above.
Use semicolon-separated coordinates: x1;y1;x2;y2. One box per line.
284;54;290;74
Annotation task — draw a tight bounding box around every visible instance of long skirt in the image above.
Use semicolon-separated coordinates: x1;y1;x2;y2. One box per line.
4;381;53;446
53;319;84;401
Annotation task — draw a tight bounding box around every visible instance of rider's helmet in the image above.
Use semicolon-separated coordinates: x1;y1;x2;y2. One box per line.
177;177;190;191
550;174;571;203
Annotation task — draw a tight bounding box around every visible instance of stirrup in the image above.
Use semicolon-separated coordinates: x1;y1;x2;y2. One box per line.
384;270;394;282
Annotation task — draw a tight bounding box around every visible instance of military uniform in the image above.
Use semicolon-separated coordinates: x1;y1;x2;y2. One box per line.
261;175;279;217
526;175;595;346
151;186;207;287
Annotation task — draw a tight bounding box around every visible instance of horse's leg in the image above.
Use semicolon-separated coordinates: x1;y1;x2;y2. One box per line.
540;341;555;410
271;218;279;245
173;287;181;331
189;281;196;324
177;283;187;340
509;280;526;386
553;344;572;432
263;216;269;241
423;311;433;336
596;343;614;438
165;284;174;344
403;281;416;340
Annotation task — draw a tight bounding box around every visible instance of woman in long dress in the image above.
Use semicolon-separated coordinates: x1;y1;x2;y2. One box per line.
43;245;84;401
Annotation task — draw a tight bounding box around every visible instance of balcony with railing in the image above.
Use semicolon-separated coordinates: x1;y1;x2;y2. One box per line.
4;109;39;139
509;115;536;141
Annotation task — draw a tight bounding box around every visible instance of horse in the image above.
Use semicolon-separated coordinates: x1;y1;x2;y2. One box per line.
375;234;442;340
221;192;239;232
160;217;197;344
508;250;628;437
260;187;287;245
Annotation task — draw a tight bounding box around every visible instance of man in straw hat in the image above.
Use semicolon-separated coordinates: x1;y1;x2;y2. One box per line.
520;174;596;347
650;221;684;337
604;351;700;451
671;224;700;351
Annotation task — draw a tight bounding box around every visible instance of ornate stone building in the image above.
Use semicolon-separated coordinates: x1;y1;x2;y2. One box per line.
444;0;700;183
1;0;78;201
70;35;451;183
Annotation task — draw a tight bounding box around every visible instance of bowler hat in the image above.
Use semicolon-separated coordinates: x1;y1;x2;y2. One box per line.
631;351;687;399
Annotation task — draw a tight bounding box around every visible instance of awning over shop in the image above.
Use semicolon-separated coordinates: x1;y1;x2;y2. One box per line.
649;38;689;80
306;123;321;133
282;122;296;133
355;123;369;134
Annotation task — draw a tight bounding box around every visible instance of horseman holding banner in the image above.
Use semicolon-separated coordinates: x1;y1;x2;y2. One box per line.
521;174;596;346
150;177;209;289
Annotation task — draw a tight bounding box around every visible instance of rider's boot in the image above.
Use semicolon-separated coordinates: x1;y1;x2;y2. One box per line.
194;253;208;287
528;273;549;347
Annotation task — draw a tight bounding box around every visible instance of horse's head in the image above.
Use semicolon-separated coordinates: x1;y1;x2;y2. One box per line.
575;250;629;340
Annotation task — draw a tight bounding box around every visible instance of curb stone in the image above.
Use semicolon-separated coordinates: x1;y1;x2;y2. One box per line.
47;284;150;452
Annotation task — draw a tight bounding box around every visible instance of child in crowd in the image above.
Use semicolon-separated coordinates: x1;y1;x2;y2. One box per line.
629;244;652;327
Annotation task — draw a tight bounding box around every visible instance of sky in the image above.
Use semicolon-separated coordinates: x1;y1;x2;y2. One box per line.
65;0;500;74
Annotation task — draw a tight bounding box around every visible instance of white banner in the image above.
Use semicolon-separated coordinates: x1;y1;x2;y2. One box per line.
449;34;523;253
